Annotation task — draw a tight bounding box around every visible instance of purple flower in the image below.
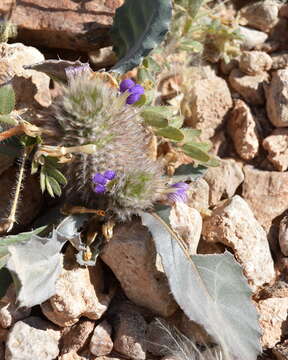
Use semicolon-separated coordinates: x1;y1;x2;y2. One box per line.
119;79;145;105
167;182;189;203
65;63;91;81
94;184;106;194
92;170;117;194
103;170;116;180
92;173;108;185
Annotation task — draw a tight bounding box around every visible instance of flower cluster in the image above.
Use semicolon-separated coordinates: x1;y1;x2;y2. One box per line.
167;182;189;203
119;79;144;105
92;170;116;194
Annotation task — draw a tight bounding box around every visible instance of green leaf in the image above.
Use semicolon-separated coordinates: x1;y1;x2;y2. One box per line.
45;176;55;197
142;56;162;72
0;226;46;270
156;127;184;142
168;115;184;129
46;167;67;186
180;39;203;52
182;143;210;162
0;84;15;115
139;212;262;360
141;106;171;128
201;156;221;168
181;128;201;143
111;0;173;74
0;114;17;126
40;169;46;193
47;176;62;197
172;163;207;182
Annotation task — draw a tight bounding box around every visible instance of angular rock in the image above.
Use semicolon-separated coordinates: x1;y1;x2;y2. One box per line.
229;68;269;105
242;165;288;231
185;76;233;141
240;1;279;33
90;320;113;357
113;309;147;360
263;129;288;171
60;319;95;355
5;316;61;360
170;202;202;255
279;216;288;257
266;69;288;127
238;26;268;50
257;298;288;348
41;257;113;327
203;158;244;206
271;52;288;70
202;195;275;291
269;18;288;51
239;51;272;75
0;42;51;108
187;178;209;213
0;285;30;329
58;352;82;360
101;221;178;317
228;99;259;161
0;0;123;52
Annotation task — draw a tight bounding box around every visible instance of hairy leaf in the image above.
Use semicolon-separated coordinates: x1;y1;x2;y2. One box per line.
140;212;262;360
182;143;210;162
156;126;184;142
141;106;172;128
111;0;172;73
0;84;15;115
172;163;207;182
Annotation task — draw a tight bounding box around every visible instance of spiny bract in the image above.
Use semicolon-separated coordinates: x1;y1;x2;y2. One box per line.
43;74;168;219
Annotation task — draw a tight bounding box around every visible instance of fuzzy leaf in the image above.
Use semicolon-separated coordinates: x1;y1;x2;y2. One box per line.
141;106;171;128
172;164;207;182
181;128;202;143
182;143;210;162
0;84;15;115
156;126;184;142
7;230;66;308
0;227;46;270
111;0;172;73
140;212;262;360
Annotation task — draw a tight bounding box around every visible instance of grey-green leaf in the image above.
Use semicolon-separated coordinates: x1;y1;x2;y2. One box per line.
140;212;262;360
182;143;210;162
141;106;171;128
156;126;184;142
111;0;172;74
0;84;15;115
172;164;207;182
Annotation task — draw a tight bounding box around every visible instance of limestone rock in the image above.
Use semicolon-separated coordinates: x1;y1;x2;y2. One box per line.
0;43;51;108
185;76;233;141
101;221;178;317
228;99;259;161
170;202;202;255
229;68;269;105
240;1;279;33
5;316;61;360
113;309;147;360
0;0;123;52
203;158;244;206
279;217;288;257
266;69;288;127
0;285;30;329
202;195;275;291
263;129;288;172
90;320;113;357
60;319;95;355
187;178;209;213
242;165;288;231
239;51;272;75
271;52;288;70
238;26;268;50
257;298;288;348
58;352;82;360
41;258;113;327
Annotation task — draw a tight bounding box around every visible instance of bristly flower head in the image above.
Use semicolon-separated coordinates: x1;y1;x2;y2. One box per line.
167;182;189;203
42;73;166;219
119;78;144;105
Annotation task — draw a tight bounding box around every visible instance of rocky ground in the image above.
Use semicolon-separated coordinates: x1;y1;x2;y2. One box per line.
0;0;288;359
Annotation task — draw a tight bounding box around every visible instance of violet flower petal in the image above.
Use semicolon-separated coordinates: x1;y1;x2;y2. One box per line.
92;173;108;185
94;184;106;193
120;78;135;93
104;170;116;180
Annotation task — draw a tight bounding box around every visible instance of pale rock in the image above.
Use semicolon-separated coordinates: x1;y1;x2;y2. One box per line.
0;43;51;108
242;165;288;231
269;18;288;51
58;352;82;360
187;178;209;213
5;316;61;360
202;195;275;291
266;69;288;127
271;52;288;70
60;319;95;355
279;217;288;257
41;258;113;327
219;58;239;75
0;285;30;328
228;99;259;161
185;76;233;141
239;51;272;75
101;221;178;317
170;202;202;255
257;298;288;348
240;1;279;33
238;26;268;50
263;129;288;171
90;320;113;357
113;309;147;360
203;158;244;206
229;68;269;105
